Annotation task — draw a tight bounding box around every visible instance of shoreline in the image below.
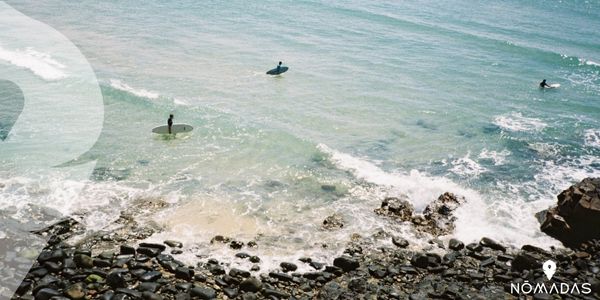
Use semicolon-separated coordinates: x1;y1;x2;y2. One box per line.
9;180;600;299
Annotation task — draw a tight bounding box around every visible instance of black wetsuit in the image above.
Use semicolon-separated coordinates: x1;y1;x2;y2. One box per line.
168;118;173;133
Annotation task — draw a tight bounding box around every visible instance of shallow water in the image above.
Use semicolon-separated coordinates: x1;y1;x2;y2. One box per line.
1;0;599;267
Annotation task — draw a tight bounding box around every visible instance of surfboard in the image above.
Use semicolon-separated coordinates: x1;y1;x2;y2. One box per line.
152;124;194;134
266;66;288;75
548;83;560;88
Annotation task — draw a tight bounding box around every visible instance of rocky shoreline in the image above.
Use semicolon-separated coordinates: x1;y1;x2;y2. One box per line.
9;179;600;299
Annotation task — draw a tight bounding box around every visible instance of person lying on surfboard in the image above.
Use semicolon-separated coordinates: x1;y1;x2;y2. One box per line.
539;79;551;88
167;114;173;134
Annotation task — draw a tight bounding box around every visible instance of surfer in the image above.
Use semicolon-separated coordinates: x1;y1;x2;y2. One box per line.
167;114;173;134
539;79;551;88
276;61;282;73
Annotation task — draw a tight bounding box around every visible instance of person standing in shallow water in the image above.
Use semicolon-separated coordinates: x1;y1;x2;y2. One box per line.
540;79;551;88
167;114;173;134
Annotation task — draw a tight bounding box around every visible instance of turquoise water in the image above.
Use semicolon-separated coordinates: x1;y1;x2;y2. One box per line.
1;0;599;266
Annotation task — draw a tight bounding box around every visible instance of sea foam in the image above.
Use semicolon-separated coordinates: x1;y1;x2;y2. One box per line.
0;47;67;81
493;112;548;132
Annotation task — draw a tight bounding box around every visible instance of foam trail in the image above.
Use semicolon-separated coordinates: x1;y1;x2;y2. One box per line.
0;47;67;80
109;79;159;99
493;112;547;132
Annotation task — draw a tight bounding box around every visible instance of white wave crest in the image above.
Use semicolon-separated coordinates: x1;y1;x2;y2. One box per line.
109;79;159;99
0;47;67;80
493;112;547;132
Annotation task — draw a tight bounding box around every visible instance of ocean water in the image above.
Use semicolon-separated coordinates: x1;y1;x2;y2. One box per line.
1;0;599;269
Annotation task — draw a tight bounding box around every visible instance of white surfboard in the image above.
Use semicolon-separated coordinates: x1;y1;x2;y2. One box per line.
152;124;193;134
548;83;560;88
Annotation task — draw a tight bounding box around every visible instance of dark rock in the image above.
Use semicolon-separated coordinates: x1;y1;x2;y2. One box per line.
99;251;115;260
43;261;62;273
223;288;238;298
333;256;359;272
448;238;464;250
107;271;128;289
191;286;216;299
466;242;483;252
239;277;262;292
115;288;141;299
35;288;62;300
139;271;162;282
235;252;250;259
229;240;244;249
299;257;312;263
512;253;541;272
164;240;183;248
94;259;112;268
411;253;430;268
249;256;260;263
112;294;130;300
325;265;343;276
194;274;207;282
263;288;290;298
521;244;550;255
480;257;495;268
208;264;225;275
374;196;414;221
176;282;193;292
100;291;114;300
64;283;86;300
538;177;600;247
280;262;298;272
319;282;343;299
368;264;387;278
241;293;257;300
174;293;190;300
137;247;161;257
139;243;167;251
210;235;230;244
309;261;325;270
141;292;162;300
30;267;49;278
392;236;409;248
120;245;136;255
322;213;344;230
420;192;465;235
175;267;193;281
229;268;251;278
73;254;93;269
480;237;506;251
138;282;159;293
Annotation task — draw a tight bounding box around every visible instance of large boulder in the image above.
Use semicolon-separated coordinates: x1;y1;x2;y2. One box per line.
374;196;414;222
418;192;465;236
538;178;600;248
322;213;344;230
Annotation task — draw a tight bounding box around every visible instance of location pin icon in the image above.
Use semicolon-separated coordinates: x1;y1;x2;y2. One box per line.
543;260;557;280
